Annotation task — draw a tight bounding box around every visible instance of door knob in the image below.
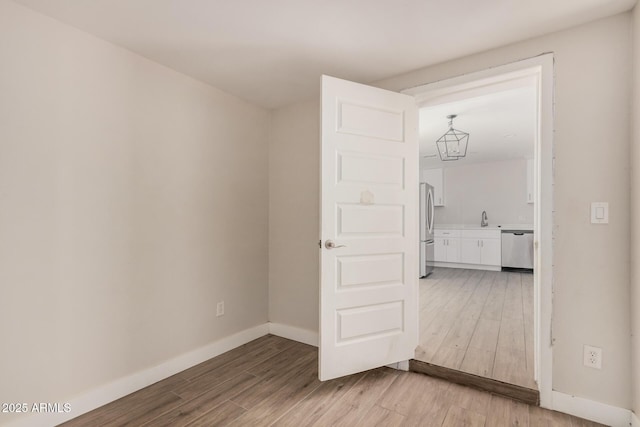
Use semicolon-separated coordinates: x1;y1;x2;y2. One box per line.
325;240;346;249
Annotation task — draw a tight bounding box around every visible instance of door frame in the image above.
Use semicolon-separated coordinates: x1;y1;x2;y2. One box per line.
401;54;554;408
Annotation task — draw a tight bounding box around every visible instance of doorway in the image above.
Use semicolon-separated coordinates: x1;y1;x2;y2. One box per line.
402;54;554;406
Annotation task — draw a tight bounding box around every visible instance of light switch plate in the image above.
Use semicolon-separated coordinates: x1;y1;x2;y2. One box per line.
591;202;609;224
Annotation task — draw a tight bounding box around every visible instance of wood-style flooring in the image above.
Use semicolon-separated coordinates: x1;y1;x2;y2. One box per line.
416;268;536;390
60;335;604;426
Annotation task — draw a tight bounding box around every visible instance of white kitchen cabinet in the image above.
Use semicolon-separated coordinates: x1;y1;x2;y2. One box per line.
460;238;482;264
422;168;444;206
434;237;447;262
459;230;501;267
446;238;460;262
435;228;500;269
480;238;502;266
526;158;534;204
434;230;460;262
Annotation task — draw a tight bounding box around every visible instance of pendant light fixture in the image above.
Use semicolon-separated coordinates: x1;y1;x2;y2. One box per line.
436;114;469;161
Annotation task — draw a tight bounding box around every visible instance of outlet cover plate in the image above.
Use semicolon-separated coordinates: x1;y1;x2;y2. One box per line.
583;345;602;369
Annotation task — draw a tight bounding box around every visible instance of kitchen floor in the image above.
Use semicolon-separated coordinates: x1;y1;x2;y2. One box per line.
416;268;536;390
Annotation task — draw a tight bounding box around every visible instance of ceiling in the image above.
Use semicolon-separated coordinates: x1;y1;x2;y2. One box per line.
13;0;637;109
420;84;536;169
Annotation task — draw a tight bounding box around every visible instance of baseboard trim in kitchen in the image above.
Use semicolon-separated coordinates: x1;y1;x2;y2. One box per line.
551;391;631;427
268;322;319;347
431;261;501;271
4;323;270;427
409;358;539;406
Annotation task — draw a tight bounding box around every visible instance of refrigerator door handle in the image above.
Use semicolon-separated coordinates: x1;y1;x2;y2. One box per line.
419;184;427;241
427;188;434;235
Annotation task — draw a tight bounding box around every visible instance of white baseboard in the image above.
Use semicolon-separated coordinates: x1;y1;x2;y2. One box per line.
431;261;501;271
551;391;631;427
5;324;270;427
18;321;636;427
268;322;318;347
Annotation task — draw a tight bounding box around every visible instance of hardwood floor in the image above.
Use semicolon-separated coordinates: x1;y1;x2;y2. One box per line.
59;335;605;426
416;268;536;390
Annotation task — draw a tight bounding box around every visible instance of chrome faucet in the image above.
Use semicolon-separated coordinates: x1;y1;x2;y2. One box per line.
481;211;488;227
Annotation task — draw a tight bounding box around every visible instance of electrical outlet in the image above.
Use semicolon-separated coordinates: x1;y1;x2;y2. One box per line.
583;345;602;369
216;301;225;317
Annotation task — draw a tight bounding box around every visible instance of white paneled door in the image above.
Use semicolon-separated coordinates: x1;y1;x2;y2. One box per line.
319;75;419;380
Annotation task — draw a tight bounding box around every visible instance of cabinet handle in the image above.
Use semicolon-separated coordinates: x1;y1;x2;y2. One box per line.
481;240;484;248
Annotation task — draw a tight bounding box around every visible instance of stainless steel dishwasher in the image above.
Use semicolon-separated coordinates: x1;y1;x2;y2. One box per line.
501;230;534;270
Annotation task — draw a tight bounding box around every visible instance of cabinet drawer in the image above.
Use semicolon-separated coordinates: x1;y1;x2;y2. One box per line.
460;229;500;239
435;229;460;238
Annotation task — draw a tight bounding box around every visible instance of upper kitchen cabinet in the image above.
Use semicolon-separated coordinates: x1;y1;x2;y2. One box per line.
526;158;534;204
422;168;444;206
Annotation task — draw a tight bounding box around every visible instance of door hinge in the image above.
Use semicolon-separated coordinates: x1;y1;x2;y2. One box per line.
318;240;321;248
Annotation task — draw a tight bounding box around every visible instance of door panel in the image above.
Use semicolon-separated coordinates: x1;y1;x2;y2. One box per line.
338;204;404;236
337;101;405;141
339;152;404;186
338;253;404;288
320;75;418;381
337;301;404;342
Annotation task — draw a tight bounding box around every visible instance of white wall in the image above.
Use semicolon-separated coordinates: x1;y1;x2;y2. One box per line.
269;100;320;333
0;1;270;424
631;3;640;419
428;159;534;226
270;13;632;408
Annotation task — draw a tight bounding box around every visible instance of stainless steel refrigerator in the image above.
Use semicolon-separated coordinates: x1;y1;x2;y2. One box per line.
420;182;435;278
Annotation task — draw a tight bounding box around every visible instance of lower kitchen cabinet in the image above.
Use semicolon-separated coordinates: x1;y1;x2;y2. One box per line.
479;237;501;266
460;238;482;264
459;230;501;267
434;237;446;262
434;230;460;263
435;228;501;269
434;237;460;263
461;237;501;266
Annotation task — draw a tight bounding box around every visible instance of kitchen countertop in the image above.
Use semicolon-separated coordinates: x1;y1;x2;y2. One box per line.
435;224;534;231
